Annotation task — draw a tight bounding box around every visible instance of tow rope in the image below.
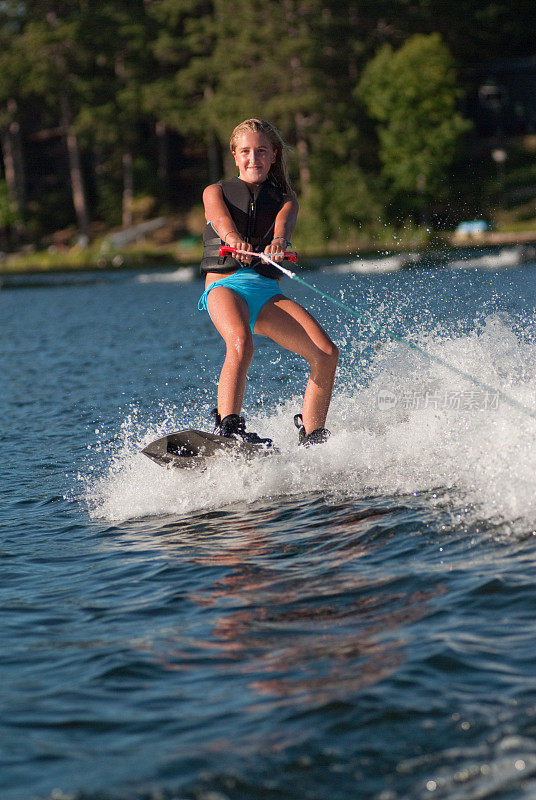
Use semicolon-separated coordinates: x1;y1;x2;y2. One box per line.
219;246;536;421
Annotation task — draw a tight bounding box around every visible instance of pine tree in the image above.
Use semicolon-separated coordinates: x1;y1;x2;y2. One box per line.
75;1;157;227
0;5;36;236
143;0;220;184
0;1;93;239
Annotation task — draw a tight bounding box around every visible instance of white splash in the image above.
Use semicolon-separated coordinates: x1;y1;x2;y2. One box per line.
449;246;536;271
83;314;536;527
329;254;417;274
136;267;196;283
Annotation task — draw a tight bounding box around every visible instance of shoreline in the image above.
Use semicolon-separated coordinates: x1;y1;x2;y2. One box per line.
1;230;536;277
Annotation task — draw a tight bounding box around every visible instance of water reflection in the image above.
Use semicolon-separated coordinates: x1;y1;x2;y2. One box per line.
137;495;445;710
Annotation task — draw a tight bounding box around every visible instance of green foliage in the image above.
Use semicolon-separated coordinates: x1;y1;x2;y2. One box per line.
358;33;471;214
143;0;215;133
0;2;532;252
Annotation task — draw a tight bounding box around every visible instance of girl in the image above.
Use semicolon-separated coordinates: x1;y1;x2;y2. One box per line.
198;118;338;447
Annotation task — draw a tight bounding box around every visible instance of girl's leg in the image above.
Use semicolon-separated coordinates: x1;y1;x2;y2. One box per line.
254;297;338;433
206;286;254;417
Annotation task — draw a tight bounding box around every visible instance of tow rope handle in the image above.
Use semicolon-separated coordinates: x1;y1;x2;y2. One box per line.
219;245;298;263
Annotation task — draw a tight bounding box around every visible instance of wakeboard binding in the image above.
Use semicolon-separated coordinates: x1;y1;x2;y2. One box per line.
294;414;331;447
212;409;274;448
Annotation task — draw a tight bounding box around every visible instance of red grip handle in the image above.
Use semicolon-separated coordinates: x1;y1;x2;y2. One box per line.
219;245;298;263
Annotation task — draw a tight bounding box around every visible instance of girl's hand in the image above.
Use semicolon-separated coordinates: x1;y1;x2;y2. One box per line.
226;232;252;264
264;237;287;262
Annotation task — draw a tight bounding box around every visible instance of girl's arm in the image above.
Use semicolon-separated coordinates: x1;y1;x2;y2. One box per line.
202;183;252;262
264;195;299;259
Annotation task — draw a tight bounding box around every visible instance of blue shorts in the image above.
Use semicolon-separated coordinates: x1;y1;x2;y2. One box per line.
198;268;282;333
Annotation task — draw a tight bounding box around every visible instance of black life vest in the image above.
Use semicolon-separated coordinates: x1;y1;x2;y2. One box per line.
200;178;284;279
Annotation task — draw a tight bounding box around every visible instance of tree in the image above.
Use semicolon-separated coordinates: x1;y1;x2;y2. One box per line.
357;33;470;220
0;0;531;247
0;14;30;235
8;2;93;239
143;0;220;185
76;1;157;228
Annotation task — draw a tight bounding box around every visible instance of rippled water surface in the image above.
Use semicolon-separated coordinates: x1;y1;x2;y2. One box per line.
3;257;536;800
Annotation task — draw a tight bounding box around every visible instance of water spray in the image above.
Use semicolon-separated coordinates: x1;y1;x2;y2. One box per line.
219;246;536;421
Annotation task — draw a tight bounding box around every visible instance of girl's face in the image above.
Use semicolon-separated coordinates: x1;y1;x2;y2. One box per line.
233;131;276;186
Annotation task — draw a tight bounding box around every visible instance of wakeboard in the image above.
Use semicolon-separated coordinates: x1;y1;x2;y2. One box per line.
141;429;274;470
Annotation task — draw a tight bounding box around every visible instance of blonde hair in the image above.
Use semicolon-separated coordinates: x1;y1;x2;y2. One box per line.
229;118;293;195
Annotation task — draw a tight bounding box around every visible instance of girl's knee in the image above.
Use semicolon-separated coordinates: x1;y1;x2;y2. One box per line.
319;340;339;370
326;340;339;365
227;331;254;363
309;340;338;376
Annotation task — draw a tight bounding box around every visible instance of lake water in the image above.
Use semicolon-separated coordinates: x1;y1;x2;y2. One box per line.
2;252;536;800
